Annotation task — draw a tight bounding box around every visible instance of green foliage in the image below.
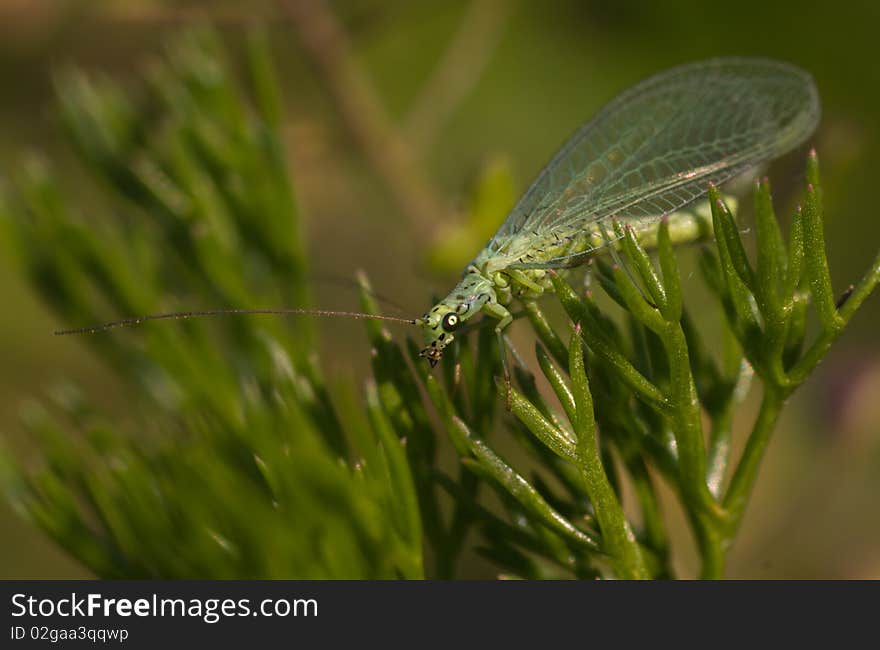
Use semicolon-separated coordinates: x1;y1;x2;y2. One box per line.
358;152;880;578
2;28;878;579
0;29;421;579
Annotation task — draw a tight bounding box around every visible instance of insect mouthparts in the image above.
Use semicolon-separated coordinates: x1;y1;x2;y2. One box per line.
419;346;443;367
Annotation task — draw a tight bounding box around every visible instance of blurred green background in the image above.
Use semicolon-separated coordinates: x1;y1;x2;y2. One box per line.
1;0;878;578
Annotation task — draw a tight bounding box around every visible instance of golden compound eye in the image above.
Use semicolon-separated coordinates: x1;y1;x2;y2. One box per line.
441;313;459;333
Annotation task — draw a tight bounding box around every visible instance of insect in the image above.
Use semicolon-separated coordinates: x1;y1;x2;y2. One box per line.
59;58;820;385
416;58;819;371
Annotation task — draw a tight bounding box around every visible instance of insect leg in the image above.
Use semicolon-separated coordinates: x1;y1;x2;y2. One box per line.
506;269;545;296
482;301;514;410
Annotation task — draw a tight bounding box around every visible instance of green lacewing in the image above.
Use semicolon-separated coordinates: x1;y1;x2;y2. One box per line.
59;57;820;376
417;57;819;366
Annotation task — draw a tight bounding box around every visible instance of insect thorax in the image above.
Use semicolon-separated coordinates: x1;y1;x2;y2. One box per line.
438;268;497;317
475;226;601;295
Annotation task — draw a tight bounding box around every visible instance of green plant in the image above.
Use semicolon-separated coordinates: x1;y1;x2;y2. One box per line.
2;29;878;579
0;29;422;580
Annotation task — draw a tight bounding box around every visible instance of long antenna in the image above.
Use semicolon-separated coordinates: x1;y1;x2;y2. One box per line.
54;308;418;336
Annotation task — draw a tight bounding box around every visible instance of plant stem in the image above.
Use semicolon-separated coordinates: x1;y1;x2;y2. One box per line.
722;387;784;528
787;249;880;385
663;321;720;520
627;456;670;574
706;402;735;498
695;519;727;580
569;327;648;579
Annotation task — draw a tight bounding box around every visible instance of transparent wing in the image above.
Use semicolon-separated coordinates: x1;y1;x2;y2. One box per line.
487;58;820;264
